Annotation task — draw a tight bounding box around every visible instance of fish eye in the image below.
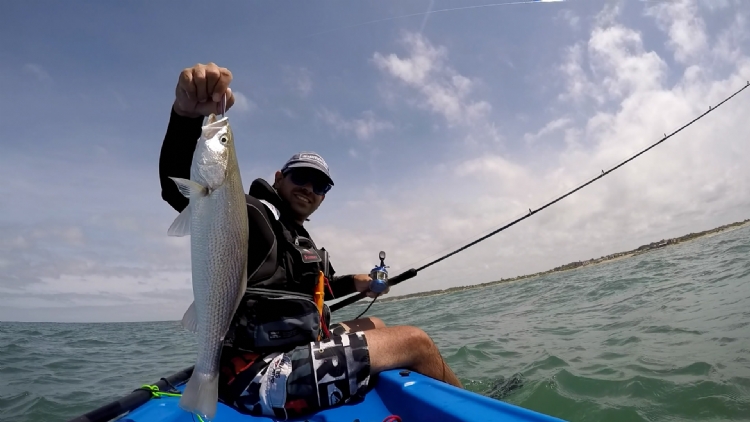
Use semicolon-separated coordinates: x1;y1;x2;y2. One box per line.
220;136;228;144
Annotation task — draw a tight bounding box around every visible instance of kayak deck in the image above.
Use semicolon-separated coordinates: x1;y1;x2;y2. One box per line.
116;369;564;422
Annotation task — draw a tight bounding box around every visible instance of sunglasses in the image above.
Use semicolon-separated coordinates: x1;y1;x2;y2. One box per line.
286;170;332;196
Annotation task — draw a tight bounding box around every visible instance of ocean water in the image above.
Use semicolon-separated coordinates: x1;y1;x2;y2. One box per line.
2;224;750;422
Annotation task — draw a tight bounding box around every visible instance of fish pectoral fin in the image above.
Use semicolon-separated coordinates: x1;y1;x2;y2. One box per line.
168;205;192;237
170;177;208;198
181;301;198;333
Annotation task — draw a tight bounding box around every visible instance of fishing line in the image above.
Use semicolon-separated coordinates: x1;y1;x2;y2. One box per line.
334;80;750;313
308;0;566;37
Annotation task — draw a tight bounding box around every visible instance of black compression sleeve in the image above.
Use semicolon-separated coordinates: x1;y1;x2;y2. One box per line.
159;107;204;212
327;275;357;300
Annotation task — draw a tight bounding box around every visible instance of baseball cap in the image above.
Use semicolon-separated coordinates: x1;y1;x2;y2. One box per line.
281;152;334;185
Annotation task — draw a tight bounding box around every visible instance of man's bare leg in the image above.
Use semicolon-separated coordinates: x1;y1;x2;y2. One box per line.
335;316;386;332
364;326;463;388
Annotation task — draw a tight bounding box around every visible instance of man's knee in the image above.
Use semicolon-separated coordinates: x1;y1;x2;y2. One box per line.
368;316;386;329
400;326;433;350
364;326;437;371
369;326;435;353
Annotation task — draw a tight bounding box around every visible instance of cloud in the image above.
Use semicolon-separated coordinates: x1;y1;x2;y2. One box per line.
557;9;580;30
372;32;492;127
232;91;258;114
559;43;598;104
284;66;313;97
312;0;750;300
318;107;394;141
646;0;708;64
372;32;502;147
4;0;750;323
563;24;668;104
0;138;195;321
0;217;193;321
524;118;572;144
712;12;748;65
697;0;741;11
23;63;51;83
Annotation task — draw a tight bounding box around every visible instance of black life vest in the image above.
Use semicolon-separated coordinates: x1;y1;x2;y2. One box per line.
224;178;332;352
244;178;332;291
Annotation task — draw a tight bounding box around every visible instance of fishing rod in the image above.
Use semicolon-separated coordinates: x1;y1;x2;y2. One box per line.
332;80;750;314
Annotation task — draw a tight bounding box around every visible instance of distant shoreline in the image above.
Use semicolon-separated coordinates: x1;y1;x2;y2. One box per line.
378;218;750;304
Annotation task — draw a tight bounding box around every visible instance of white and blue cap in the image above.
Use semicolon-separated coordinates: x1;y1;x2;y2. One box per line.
281;151;334;185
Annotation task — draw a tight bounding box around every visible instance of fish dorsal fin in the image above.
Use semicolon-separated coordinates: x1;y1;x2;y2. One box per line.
181;301;198;333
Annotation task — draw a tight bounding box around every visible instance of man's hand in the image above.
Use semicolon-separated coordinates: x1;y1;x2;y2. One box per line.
173;63;236;118
353;274;389;298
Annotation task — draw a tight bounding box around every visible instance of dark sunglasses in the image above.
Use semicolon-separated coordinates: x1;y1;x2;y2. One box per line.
286;170;332;195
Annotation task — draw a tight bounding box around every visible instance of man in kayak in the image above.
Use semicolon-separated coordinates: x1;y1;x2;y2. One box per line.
159;62;462;419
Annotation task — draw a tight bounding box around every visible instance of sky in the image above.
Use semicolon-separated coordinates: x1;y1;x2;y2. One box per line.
1;0;749;322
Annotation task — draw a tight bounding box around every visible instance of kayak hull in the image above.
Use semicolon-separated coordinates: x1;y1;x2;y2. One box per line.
115;369;564;422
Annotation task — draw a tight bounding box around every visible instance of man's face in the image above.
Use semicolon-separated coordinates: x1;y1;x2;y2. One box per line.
274;168;330;221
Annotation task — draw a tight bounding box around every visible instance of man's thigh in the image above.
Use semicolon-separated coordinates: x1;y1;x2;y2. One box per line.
228;331;373;419
329;316;384;336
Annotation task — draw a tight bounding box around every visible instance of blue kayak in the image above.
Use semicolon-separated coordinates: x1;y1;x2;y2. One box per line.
90;367;564;422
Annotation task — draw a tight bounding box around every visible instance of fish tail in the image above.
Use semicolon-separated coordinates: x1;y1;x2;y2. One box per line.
178;371;219;421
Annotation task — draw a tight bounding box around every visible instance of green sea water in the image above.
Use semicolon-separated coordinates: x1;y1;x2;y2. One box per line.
2;224;750;422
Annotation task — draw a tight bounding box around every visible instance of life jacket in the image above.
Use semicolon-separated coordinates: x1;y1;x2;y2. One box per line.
224;178;332;353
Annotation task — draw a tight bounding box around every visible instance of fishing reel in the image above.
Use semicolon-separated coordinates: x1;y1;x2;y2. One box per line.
369;251;389;294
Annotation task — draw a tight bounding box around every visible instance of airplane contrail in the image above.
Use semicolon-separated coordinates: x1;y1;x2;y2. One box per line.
308;0;567;37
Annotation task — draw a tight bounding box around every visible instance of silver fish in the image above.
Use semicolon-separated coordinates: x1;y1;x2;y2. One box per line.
168;113;248;421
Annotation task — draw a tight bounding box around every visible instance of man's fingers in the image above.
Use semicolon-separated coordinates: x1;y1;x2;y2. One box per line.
205;63;222;101
193;66;208;103
194;102;216;116
207;88;234;115
174;63;235;117
178;68;196;100
212;67;233;103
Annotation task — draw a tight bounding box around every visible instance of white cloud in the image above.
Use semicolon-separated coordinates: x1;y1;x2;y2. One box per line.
713;13;748;64
524;118;572;144
558;9;580;30
372;32;502;147
311;2;750;301
232;91;258;114
372;32;492;127
589;25;667;100
318;107;394;141
646;0;708;64
23;63;51;83
696;0;733;11
0;138;196;321
559;43;599;104
284;66;313;97
5;1;750;323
